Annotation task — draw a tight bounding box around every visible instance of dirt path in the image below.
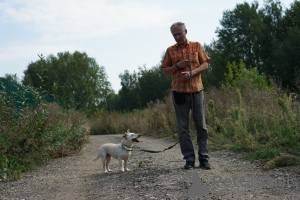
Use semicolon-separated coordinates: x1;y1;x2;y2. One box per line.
1;134;299;199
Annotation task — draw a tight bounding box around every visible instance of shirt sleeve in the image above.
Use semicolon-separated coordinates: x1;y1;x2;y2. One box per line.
161;48;172;68
198;43;210;64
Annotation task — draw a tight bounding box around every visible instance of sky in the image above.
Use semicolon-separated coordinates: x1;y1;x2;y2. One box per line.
0;0;295;93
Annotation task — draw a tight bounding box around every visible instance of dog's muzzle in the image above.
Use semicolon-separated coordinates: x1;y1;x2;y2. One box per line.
132;135;141;142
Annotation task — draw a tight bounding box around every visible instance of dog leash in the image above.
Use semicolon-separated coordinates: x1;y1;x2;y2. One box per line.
134;140;180;153
122;139;180;153
188;60;194;112
121;133;191;153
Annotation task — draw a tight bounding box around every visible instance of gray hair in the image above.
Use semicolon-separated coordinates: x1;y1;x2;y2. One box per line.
170;22;186;33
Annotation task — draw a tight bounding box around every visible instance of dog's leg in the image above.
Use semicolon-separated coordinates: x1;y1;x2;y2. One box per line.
101;154;108;173
102;161;108;173
106;155;113;172
118;157;124;172
124;159;130;171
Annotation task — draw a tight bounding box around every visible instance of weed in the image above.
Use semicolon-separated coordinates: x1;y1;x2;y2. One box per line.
89;68;300;167
264;153;300;169
0;82;88;181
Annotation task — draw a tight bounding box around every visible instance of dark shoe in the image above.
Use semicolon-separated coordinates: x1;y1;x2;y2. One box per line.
184;161;194;170
199;160;211;170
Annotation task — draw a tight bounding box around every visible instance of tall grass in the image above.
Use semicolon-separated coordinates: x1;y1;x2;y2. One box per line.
0;83;88;181
89;98;177;139
90;70;300;162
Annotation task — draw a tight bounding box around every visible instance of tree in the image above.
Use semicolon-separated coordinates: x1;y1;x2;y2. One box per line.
22;54;48;91
279;0;300;91
204;0;298;91
215;1;262;69
205;2;264;88
118;70;141;111
138;65;171;106
106;65;172;112
259;0;285;76
203;41;229;88
222;59;246;89
23;51;112;114
4;74;20;84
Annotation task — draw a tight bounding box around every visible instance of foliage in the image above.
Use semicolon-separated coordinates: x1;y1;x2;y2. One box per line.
0;80;88;181
89;95;177;138
222;59;246;89
264;153;300;169
221;59;270;94
105;65;172;112
22;51;112;115
90;68;300;164
206;82;300;160
118;69;141;111
4;74;20;84
138;66;171;107
0;77;57;110
204;0;300;91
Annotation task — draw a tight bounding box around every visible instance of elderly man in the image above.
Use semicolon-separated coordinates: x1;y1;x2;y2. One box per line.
161;22;211;170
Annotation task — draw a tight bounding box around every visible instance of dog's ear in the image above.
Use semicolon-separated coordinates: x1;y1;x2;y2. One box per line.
123;129;130;139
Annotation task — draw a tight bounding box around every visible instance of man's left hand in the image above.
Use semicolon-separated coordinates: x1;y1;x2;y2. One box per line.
181;71;192;81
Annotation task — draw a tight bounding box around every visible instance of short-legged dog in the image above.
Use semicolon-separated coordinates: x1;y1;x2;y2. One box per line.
93;130;141;173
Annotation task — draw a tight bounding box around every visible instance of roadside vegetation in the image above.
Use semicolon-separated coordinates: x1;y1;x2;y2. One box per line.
0;80;88;181
89;62;300;165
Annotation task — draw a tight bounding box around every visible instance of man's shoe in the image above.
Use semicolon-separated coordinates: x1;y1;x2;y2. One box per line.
184;161;194;170
199;160;211;170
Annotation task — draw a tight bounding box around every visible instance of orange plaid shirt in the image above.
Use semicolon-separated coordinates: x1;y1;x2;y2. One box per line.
161;40;210;93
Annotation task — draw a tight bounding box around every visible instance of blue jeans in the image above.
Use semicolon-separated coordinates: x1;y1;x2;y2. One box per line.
172;90;209;163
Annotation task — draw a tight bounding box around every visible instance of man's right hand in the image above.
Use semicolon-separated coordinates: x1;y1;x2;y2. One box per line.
176;60;189;69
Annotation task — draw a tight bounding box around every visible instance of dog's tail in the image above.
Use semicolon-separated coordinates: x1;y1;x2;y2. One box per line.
93;152;100;161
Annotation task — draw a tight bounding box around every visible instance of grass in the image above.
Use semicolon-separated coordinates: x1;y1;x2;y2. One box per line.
0;84;88;181
89;71;300;168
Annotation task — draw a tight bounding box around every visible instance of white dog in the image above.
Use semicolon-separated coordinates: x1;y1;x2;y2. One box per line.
93;130;141;173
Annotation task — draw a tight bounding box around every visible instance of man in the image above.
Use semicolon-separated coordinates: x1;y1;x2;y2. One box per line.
161;22;211;170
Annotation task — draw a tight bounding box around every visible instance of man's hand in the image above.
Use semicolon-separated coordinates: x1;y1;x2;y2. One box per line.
176;60;189;69
163;60;191;77
181;71;192;81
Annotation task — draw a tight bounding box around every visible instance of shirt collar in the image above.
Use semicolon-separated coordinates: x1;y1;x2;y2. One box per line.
175;39;189;47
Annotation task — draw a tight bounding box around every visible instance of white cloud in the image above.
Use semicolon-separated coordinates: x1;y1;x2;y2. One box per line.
0;0;174;41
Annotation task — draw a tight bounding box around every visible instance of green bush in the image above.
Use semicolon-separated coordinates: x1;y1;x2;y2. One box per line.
90;67;300;165
206;68;300;160
0;80;88;181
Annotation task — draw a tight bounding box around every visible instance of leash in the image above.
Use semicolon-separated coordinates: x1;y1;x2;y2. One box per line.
134;140;180;153
188;60;194;112
122;134;187;153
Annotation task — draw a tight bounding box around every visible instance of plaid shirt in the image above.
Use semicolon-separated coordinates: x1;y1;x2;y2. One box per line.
161;40;210;93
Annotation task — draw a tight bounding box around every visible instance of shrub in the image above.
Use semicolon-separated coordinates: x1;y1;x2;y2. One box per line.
0;81;88;181
90;67;300;166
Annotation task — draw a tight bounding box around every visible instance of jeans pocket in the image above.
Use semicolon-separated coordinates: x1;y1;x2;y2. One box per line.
173;91;185;104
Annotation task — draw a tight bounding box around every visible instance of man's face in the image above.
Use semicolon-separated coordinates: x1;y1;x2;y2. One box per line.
172;25;187;46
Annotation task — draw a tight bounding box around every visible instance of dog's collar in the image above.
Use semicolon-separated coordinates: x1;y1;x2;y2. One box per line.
122;143;132;151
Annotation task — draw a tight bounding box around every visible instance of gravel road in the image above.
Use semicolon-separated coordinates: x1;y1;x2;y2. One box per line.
1;134;299;200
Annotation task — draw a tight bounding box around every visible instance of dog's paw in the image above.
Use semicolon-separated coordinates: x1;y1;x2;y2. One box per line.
108;169;113;172
125;168;131;171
